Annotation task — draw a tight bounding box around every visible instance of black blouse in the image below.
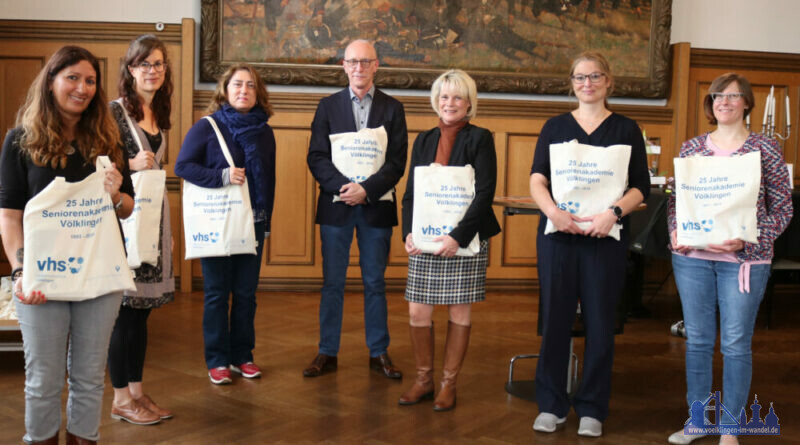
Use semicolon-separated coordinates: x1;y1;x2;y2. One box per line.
0;127;134;210
401;123;501;247
530;112;650;240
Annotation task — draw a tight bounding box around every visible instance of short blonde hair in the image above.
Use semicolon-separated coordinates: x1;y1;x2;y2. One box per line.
430;69;478;121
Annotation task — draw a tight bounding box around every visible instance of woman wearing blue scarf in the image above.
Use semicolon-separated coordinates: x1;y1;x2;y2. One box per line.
175;63;276;385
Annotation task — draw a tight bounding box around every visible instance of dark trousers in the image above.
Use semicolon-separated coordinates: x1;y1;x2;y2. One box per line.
535;233;626;421
201;221;266;369
108;306;152;388
318;205;392;357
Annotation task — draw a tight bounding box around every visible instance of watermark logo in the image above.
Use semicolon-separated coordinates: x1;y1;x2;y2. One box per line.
684;392;780;436
557;201;580;214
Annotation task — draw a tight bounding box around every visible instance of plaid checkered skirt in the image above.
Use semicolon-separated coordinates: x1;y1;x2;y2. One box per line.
404;240;489;305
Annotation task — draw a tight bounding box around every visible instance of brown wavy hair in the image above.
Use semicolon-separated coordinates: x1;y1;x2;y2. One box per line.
205;63;274;117
15;45;123;170
703;73;755;125
118;34;173;130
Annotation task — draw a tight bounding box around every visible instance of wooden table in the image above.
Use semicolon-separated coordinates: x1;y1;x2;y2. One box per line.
493;196;541;216
493;196;646;216
0;318;22;352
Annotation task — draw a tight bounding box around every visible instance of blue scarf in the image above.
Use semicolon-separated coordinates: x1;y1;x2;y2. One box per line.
214;104;270;211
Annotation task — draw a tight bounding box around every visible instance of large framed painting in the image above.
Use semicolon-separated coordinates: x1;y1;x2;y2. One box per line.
201;0;671;98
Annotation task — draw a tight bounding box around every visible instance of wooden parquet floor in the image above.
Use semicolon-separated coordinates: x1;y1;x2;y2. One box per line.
0;289;798;444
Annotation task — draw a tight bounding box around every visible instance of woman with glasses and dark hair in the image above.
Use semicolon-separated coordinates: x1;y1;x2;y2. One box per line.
175;63;276;386
0;45;134;445
666;73;792;445
106;34;175;426
528;51;649;437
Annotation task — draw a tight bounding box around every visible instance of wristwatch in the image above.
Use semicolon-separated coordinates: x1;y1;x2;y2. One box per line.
608;205;623;223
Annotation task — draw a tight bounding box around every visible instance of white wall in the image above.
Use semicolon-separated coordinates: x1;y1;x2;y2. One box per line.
671;0;800;53
2;0;799;100
0;0;197;25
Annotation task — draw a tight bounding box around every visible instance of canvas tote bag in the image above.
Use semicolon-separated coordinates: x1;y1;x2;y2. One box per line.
116;99;166;268
330;126;393;202
674;151;760;248
412;163;480;256
22;156;136;301
545;140;632;241
182;116;257;259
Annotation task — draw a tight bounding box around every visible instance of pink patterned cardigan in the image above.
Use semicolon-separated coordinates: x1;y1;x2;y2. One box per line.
667;132;794;262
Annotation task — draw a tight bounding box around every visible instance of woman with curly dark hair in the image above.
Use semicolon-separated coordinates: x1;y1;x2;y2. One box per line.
106;34;175;426
0;45;134;445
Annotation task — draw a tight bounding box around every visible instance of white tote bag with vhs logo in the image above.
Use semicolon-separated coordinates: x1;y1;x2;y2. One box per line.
330;126;393;202
182;116;257;259
674;151;760;248
545;140;631;241
116;101;165;268
122;170;165;267
22;156;136;301
412;164;480;256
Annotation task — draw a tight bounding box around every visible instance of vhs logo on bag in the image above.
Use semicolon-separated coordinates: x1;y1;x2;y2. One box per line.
682;219;714;232
557;201;581;214
36;256;84;274
420;224;455;236
192;232;220;243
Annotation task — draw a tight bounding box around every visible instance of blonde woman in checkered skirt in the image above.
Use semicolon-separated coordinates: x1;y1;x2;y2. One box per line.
398;69;501;412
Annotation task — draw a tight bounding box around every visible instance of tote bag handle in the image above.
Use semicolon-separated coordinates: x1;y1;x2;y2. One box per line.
203;116;236;168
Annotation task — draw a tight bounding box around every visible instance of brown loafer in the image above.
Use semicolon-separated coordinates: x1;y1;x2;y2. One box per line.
369;353;403;379
303;353;337;377
66;431;97;445
110;399;161;425
134;394;173;420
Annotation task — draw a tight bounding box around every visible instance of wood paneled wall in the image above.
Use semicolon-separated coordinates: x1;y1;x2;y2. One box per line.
190;47;683;292
686;48;800;172
187;43;800;292
2;21;797;294
0;19;195;283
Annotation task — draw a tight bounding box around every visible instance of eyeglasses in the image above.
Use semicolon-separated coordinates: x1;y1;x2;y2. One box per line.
710;92;745;103
136;61;165;73
344;58;376;68
570;72;606;84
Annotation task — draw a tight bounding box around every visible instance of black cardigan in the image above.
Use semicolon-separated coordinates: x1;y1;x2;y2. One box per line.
401;123;501;247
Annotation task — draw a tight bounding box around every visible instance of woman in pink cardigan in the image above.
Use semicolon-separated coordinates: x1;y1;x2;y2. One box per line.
666;73;793;445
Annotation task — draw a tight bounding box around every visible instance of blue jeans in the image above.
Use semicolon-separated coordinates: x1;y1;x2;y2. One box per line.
15;292;122;444
319;206;392;357
672;254;770;424
201;221;266;369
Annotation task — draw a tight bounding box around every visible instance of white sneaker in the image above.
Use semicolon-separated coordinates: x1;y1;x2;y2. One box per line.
667;428;706;444
532;412;566;433
577;416;603;437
